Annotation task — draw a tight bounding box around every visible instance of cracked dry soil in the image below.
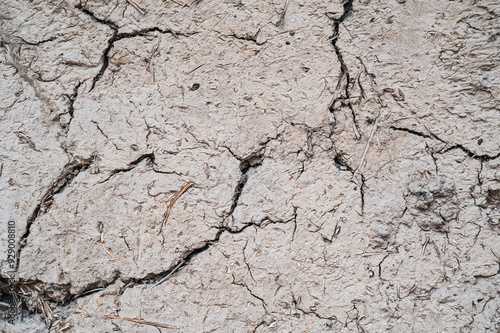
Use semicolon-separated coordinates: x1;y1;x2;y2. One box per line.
0;0;499;332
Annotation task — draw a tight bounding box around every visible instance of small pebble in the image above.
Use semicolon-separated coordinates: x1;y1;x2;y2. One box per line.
131;144;139;151
478;138;483;145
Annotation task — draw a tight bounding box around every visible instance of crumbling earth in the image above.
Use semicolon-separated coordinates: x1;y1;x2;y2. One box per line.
0;0;499;332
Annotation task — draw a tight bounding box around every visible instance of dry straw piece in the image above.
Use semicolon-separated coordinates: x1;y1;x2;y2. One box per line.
106;315;178;329
158;183;193;235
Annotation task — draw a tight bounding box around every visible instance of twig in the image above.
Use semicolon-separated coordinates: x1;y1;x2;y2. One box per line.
78;287;105;297
100;242;118;261
421;236;430;256
200;13;228;39
186;64;204;75
355;117;378;174
147;43;159;81
126;0;146;14
275;0;289;27
158;183;193;235
107;315;174;329
352;120;361;140
170;0;185;6
15;131;38;150
151;260;185;288
106;315;120;319
123;317;178;329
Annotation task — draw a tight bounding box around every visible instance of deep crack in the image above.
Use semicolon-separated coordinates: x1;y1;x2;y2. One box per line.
98;152;155;183
328;0;359;138
78;7;191;91
360;174;365;215
390;126;500;160
63;81;83;130
22;212;299;306
61;223;265;303
223;152;264;223
18;159;93;265
334;153;355;173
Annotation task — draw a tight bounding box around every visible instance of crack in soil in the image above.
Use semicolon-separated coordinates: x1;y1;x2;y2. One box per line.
231;274;268;312
77;7;196;91
360;173;365;215
68;220;292;304
326;0;367;219
334;153;355;173
390;126;500;160
224;33;265;46
17;212;299;307
63;81;83;130
223;153;264;224
13;147;291;305
17;158;93;266
328;0;360;139
98;152;155;183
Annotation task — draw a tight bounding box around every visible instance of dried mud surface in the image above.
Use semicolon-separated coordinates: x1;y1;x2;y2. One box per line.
0;0;499;332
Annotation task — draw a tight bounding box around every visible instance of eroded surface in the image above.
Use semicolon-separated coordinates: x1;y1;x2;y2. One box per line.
0;0;499;332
